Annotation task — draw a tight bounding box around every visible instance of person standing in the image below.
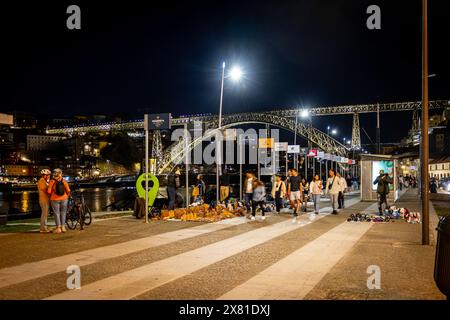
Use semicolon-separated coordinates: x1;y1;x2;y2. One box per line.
287;168;302;222
167;168;181;210
220;168;230;203
325;169;341;215
243;171;256;213
373;169;393;215
196;174;206;202
336;172;347;209
251;180;266;221
310;174;323;215
271;174;286;214
37;169;52;233
430;179;438;193
47;168;71;234
300;177;309;212
398;175;404;191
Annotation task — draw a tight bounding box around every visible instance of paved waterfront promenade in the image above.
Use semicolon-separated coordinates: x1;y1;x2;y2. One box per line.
0;190;445;300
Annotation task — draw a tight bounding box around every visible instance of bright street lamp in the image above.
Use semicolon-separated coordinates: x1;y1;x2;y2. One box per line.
229;66;243;82
331;129;337;135
300;109;310;118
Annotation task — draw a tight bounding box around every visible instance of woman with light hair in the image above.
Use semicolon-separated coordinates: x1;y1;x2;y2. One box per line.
47;168;71;233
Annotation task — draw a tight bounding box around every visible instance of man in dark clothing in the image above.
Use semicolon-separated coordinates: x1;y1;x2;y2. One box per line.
373;170;393;215
430;179;438;193
167;168;181;210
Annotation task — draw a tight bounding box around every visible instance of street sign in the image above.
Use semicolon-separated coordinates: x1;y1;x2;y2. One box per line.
287;145;300;154
274;142;288;152
307;149;318;157
324;153;331;160
146;113;172;130
331;155;338;161
300;147;308;155
318;151;325;159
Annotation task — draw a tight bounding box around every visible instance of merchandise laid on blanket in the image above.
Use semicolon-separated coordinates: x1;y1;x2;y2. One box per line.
347;206;421;224
158;198;273;222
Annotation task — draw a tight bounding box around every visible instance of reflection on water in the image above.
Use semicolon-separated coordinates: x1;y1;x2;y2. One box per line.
0;187;126;217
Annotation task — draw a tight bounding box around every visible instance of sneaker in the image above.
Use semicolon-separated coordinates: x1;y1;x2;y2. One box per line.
261;216;266;221
332;210;338;215
40;228;51;233
315;211;319;215
251;216;256;221
53;227;62;234
61;226;67;233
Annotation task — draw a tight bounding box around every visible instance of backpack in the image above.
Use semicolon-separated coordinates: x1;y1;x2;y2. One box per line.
53;179;66;196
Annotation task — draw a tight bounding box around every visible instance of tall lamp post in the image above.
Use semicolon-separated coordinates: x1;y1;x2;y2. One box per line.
421;0;429;245
217;62;242;205
300;109;310;180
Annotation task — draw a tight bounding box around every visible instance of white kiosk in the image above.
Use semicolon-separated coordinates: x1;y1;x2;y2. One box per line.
360;154;399;203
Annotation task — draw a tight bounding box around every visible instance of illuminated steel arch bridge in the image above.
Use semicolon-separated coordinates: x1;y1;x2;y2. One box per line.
46;100;449;173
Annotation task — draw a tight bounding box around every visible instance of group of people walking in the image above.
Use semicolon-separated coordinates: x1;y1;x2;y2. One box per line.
244;168;348;223
37;168;71;234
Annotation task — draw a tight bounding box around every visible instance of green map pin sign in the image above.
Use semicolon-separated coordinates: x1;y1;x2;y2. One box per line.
136;173;159;207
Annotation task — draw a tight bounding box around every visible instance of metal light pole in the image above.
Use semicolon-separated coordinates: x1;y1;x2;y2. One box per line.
294;114;298;171
217;62;225;205
421;0;430;245
144;114;149;224
184;123;189;209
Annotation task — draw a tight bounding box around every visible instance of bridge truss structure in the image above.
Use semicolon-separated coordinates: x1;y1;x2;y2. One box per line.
46;100;449;173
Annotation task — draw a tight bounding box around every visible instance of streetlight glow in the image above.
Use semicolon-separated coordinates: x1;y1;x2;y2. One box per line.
331;129;337;135
229;66;243;82
300;109;310;118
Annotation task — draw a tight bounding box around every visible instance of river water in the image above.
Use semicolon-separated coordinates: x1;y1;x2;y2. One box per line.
0;187;125;218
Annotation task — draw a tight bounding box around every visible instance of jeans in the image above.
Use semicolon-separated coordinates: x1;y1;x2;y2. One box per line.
244;193;253;212
167;187;177;210
329;193;339;211
275;197;284;213
338;191;345;208
312;194;321;213
51;199;68;227
39;201;50;230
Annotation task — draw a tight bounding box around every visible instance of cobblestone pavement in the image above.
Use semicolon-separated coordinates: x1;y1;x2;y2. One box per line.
0;192;444;300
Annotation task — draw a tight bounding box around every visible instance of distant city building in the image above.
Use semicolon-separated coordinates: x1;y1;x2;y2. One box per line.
429;156;450;179
27;135;66;151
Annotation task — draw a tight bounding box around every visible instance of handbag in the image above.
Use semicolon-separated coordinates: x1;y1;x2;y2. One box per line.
328;177;336;190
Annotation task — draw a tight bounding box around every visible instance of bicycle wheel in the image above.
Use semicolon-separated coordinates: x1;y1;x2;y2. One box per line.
83;204;92;225
66;207;78;230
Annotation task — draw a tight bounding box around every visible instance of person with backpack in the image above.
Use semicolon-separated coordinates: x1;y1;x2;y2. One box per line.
47;168;71;234
271;174;286;214
251;180;266;221
37;169;52;233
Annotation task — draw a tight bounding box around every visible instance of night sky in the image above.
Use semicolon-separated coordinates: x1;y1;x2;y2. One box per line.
2;0;449;144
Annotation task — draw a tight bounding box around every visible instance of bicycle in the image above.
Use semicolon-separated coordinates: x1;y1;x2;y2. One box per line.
66;190;92;230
